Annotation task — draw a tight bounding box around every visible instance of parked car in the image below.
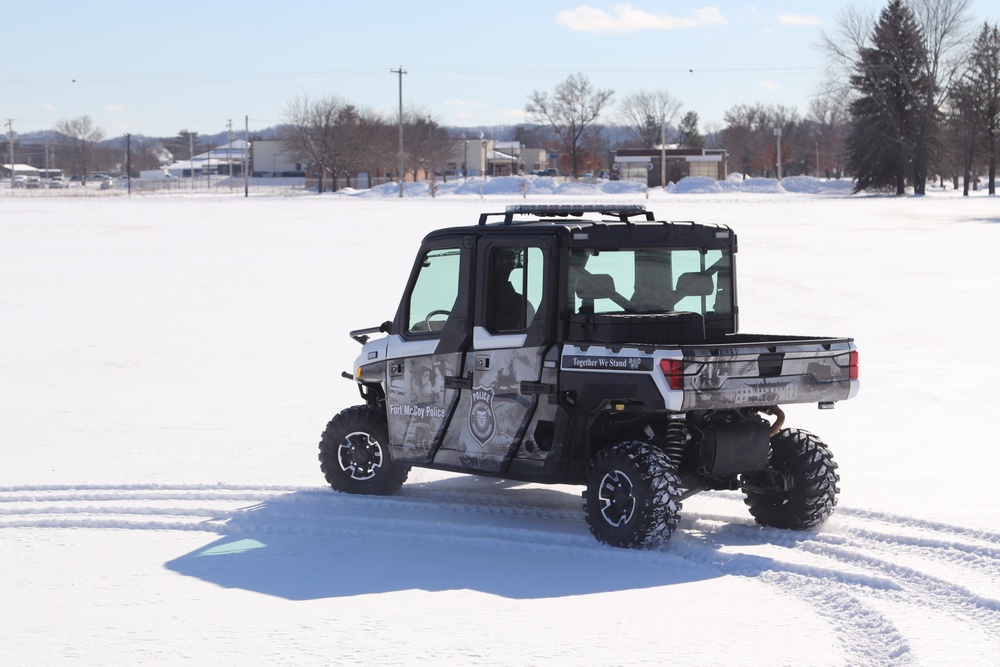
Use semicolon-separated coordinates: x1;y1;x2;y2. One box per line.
11;175;27;188
48;177;68;188
25;177;43;189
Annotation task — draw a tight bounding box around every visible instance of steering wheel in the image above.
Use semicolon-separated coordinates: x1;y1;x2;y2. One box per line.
423;309;451;331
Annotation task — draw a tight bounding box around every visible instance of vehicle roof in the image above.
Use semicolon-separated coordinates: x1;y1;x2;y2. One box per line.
422;204;736;249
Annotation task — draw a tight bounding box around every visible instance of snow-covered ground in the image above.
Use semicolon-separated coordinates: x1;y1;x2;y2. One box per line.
2;179;999;665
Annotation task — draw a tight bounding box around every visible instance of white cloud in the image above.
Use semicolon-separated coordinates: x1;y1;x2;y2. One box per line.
445;99;485;108
556;4;727;33
40;102;57;111
503;108;528;120
106;103;126;112
761;80;780;91
777;12;820;26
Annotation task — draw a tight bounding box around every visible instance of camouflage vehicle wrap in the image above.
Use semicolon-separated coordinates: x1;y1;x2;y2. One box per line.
323;205;858;548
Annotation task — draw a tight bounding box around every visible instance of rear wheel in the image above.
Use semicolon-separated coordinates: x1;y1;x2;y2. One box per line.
741;428;839;530
582;441;683;549
319;405;410;495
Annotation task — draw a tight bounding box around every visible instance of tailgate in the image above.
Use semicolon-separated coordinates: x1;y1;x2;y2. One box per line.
680;338;858;410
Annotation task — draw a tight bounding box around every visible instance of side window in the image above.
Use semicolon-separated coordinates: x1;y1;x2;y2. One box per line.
487;246;543;332
406;247;461;334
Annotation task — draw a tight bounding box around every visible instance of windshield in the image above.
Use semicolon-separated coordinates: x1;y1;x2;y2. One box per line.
568;247;732;317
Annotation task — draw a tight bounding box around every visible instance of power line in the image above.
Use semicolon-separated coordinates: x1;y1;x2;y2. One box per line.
0;65;821;87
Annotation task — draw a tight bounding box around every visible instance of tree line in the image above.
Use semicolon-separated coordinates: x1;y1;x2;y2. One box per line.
6;0;997;195
828;0;999;195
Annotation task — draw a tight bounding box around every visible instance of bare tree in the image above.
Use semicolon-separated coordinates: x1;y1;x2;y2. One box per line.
401;109;457;183
617;89;682;147
909;0;974;193
280;94;345;193
807;95;851;177
54;116;105;182
819;3;878;102
947;77;982;193
525;73;614;178
722;103;801;177
331;104;390;188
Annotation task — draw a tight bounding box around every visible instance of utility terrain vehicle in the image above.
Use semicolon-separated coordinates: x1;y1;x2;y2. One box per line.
319;205;858;548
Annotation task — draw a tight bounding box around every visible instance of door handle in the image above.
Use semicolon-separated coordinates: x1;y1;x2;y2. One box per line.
445;373;472;390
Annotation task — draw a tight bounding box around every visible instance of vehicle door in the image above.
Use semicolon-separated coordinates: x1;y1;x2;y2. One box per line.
384;239;473;464
434;240;554;474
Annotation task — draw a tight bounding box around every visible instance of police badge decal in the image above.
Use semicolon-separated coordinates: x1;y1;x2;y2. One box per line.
469;385;496;446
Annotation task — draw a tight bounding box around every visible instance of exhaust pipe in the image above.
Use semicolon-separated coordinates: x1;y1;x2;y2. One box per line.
766;406;785;437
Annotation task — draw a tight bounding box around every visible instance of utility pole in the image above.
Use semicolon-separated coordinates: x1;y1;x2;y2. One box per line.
5;119;16;183
227;119;233;191
773;127;783;181
125;133;131;195
244;115;250;198
391;66;406;198
189;132;195;190
660;118;666;189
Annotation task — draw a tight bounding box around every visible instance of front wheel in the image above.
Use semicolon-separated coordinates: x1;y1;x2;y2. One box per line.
319;405;410;495
741;428;840;530
582;441;683;549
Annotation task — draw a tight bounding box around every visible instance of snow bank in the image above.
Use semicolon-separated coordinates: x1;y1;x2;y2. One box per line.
670;176;724;194
354;175;855;198
781;176;856;195
357;175;649;198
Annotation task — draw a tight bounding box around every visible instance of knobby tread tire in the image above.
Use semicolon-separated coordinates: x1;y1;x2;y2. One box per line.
582;441;683;549
318;405;410;496
742;427;840;530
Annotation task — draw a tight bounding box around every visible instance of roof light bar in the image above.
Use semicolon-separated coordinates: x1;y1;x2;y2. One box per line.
478;204;655;225
504;204;648;216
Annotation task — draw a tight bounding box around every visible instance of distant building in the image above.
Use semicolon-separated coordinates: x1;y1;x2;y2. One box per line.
139;140;250;179
2;163;40;178
251;140;303;176
611;148;728;186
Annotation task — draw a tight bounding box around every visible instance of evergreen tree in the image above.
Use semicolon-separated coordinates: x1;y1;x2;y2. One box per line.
677;111;705;148
846;0;929;194
967;23;1000;194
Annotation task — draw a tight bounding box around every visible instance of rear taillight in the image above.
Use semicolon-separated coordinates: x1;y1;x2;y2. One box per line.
660;359;684;390
849;350;859;381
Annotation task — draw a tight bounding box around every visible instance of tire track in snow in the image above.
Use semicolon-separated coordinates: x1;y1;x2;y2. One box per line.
0;484;590;549
5;483;1000;664
672;523;913;666
679;495;1000;665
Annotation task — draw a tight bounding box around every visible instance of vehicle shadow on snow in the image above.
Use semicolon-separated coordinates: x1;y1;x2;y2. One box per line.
164;477;726;601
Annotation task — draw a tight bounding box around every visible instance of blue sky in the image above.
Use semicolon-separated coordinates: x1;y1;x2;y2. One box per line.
4;1;997;138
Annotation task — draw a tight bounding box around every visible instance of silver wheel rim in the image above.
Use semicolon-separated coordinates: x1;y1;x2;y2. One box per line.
598;470;636;527
337;430;384;481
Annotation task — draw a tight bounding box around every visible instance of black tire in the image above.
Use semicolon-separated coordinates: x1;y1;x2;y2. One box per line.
741;427;840;530
582;441;683;549
318;405;410;495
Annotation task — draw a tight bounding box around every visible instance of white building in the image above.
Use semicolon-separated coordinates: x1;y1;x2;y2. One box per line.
140;140;250;179
250;140;302;176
